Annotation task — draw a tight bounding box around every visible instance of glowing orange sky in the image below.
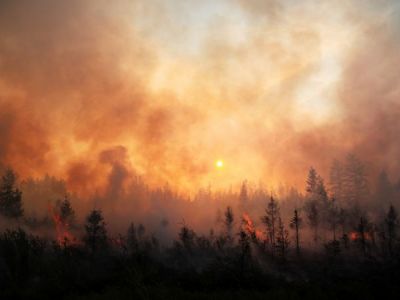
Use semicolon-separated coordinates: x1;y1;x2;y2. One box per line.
1;0;400;196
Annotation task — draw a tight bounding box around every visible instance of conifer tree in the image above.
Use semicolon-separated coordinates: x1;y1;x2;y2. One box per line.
261;196;280;253
84;209;108;254
58;195;75;226
178;223;196;253
276;217;290;261
290;209;302;256
0;169;23;219
224;206;234;244
239;181;248;211
306;167;318;195
385;205;398;257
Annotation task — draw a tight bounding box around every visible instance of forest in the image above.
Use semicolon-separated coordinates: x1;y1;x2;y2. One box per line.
1;1;400;298
0;154;399;299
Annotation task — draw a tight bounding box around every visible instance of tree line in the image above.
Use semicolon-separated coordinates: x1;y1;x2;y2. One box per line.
0;155;400;299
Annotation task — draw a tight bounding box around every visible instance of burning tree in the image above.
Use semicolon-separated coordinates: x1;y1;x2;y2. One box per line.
49;203;76;246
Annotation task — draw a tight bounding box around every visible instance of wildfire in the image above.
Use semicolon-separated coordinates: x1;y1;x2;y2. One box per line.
242;213;265;240
48;204;76;246
349;231;372;241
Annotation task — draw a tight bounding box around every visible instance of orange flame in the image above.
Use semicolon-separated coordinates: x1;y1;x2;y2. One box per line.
48;204;76;246
349;231;372;241
242;213;265;240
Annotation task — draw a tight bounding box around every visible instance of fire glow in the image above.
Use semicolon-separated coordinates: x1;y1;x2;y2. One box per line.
48;204;76;246
1;0;400;197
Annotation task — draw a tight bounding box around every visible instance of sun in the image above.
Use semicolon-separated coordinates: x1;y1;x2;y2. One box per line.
215;160;224;169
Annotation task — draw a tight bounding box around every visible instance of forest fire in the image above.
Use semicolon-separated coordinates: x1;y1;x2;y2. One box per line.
0;0;400;298
242;213;265;241
349;231;372;242
48;204;76;246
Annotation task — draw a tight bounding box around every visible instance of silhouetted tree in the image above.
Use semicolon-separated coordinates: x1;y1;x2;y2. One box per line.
375;170;394;210
290;209;302;256
261;196;280;253
305;201;319;245
275;217;290;261
338;208;347;236
377;224;388;257
385;205;398;257
178;223;196;253
343;154;369;207
239;181;248;211
327;201;340;240
330;159;344;203
316;176;329;203
58;195;75;226
238;228;251;279
356;216;371;256
224;206;235;244
306;167;318;194
84;209;108;254
336;208;350;249
305;168;331;243
0;169;23;219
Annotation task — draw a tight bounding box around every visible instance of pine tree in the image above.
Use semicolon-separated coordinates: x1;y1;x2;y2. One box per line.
224;206;234;243
327;201;339;240
84;209;108;254
385;205;398;257
261;196;280;253
58;195;75;226
276;217;290;261
290;209;302;256
238;228;251;279
330;159;344;203
305;200;319;244
343;154;369;207
376;170;394;210
178;223;196;253
316;175;328;203
239;181;248;211
306;167;318;195
356;216;371;256
0;169;23;219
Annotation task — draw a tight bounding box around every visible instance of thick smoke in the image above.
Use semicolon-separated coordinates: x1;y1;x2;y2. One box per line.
0;0;399;204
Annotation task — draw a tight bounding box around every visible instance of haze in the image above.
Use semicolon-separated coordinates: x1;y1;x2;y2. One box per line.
1;0;400;196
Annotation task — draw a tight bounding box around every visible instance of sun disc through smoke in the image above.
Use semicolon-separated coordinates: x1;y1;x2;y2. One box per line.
216;160;224;169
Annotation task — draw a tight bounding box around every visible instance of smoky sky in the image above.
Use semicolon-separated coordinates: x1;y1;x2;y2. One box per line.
0;0;400;196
